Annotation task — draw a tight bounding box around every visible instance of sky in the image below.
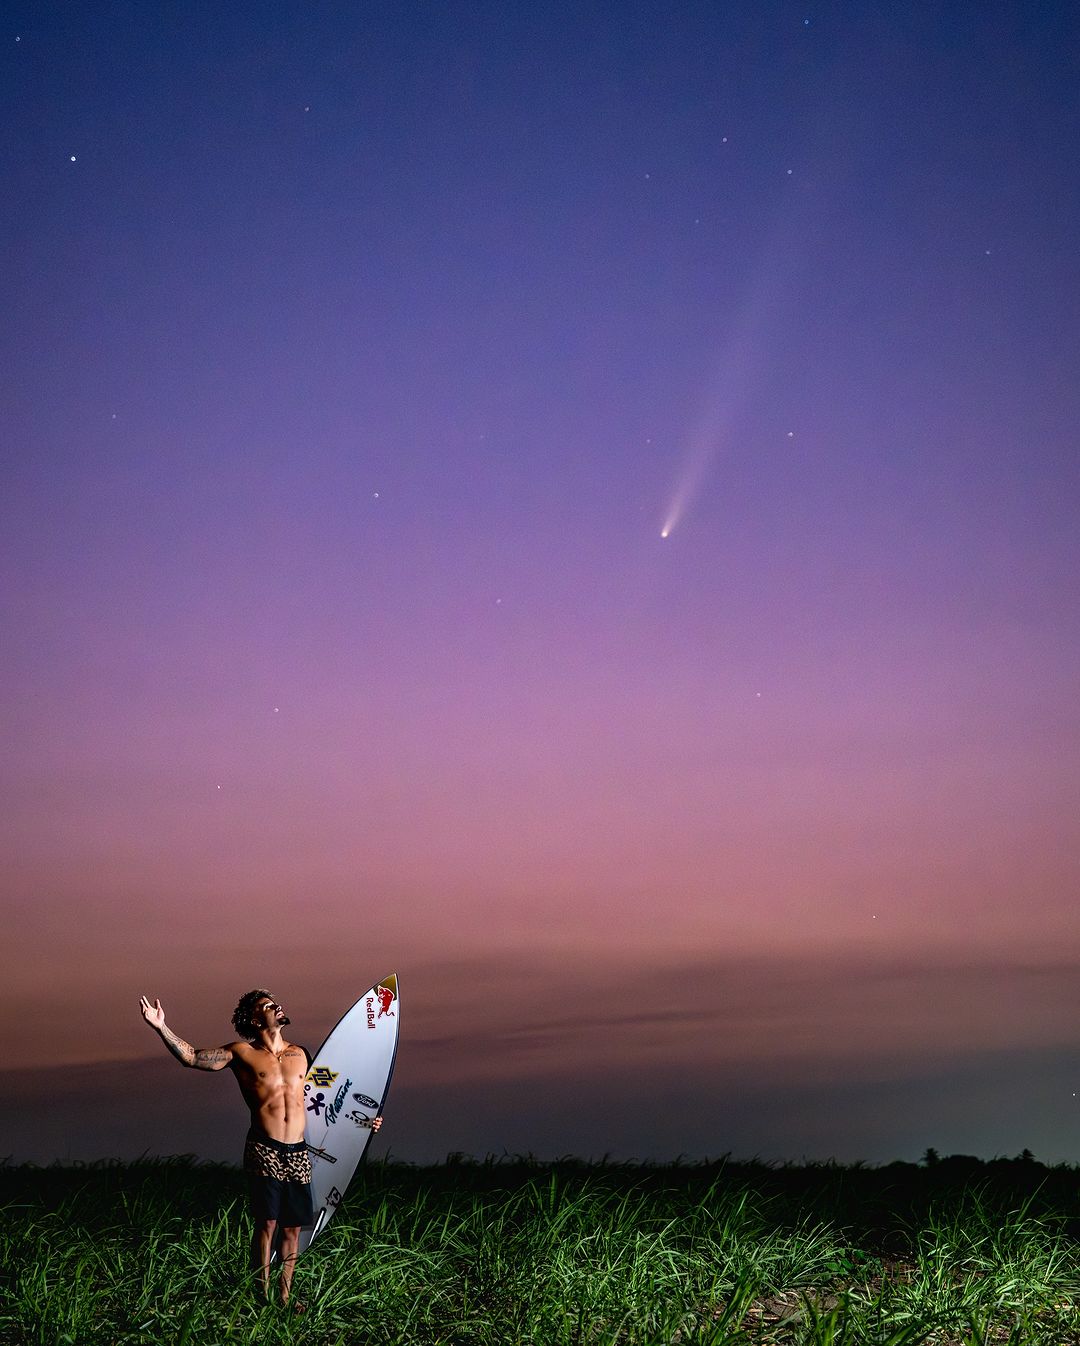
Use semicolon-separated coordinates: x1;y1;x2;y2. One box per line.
2;1;1079;1167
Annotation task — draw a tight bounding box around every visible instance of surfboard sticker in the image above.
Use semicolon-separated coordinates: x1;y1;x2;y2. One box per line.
298;973;400;1256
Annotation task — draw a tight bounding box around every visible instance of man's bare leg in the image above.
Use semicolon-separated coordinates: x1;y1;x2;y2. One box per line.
251;1218;278;1300
278;1226;301;1305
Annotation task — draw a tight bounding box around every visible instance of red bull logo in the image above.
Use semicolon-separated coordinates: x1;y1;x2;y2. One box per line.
366;982;397;1029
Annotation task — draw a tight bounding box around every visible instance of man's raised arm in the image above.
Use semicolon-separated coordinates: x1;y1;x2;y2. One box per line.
139;996;234;1070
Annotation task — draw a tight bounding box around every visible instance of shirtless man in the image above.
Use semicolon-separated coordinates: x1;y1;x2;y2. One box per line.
139;989;381;1305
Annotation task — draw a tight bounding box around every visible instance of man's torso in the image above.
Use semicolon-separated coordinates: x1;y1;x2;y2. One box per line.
228;1040;309;1142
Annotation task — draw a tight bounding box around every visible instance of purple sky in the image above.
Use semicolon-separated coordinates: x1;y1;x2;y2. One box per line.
3;1;1079;1165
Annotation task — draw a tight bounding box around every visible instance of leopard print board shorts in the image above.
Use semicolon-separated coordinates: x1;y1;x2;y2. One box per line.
243;1130;314;1227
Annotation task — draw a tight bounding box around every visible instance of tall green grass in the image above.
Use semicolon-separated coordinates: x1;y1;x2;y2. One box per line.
2;1157;1079;1344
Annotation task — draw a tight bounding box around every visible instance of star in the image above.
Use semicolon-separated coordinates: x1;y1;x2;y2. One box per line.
69;155;77;162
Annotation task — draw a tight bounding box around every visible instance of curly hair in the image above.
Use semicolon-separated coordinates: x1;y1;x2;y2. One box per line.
232;988;274;1041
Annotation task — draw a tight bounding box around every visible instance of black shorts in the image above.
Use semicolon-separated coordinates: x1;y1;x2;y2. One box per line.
243;1131;315;1227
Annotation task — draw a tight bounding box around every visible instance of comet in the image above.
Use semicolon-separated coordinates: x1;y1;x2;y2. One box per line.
658;347;755;539
660;436;717;539
657;205;808;538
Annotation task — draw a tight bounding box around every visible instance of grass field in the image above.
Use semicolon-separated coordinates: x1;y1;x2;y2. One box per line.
3;1154;1080;1345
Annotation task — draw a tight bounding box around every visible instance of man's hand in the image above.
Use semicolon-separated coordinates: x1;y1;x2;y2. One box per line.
372;1116;383;1133
139;998;229;1069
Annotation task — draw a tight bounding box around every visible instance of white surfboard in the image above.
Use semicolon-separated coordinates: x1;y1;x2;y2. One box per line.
298;973;399;1255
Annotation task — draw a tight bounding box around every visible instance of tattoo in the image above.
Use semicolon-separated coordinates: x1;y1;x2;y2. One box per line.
158;1028;228;1070
159;1025;195;1067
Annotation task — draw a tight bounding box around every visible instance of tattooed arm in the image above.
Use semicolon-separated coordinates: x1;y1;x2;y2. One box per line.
139;996;234;1070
